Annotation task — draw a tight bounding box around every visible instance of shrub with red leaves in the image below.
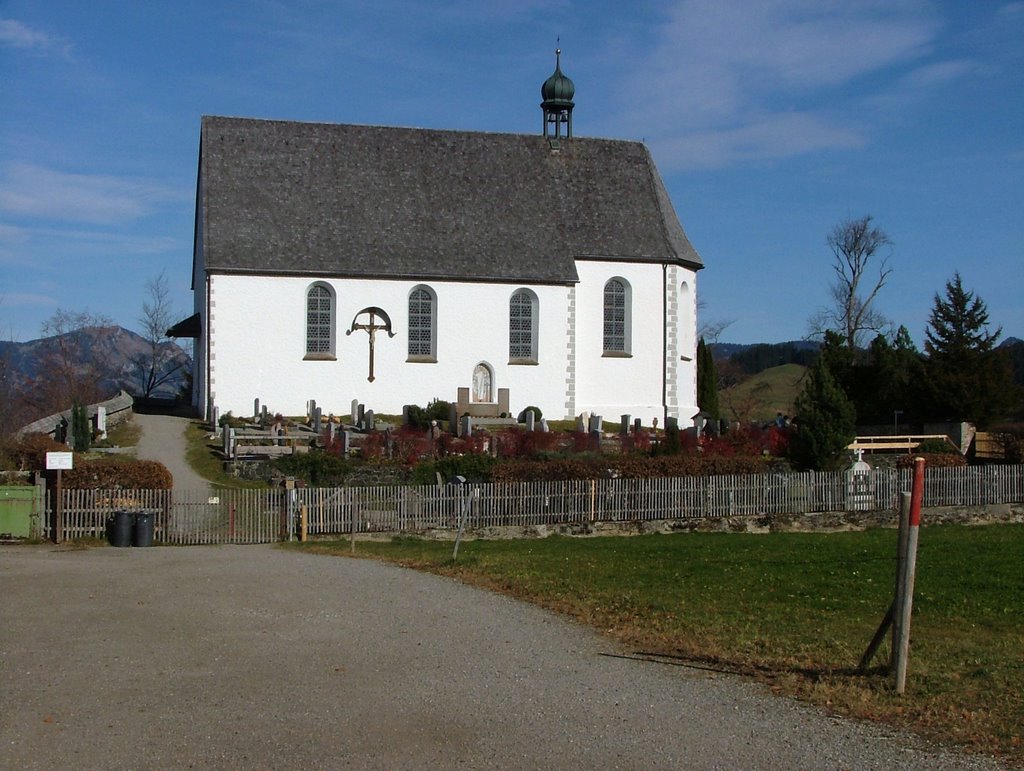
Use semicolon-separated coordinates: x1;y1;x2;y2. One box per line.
64;459;173;489
1;433;68;472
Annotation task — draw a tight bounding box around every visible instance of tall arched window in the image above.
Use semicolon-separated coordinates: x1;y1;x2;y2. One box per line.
509;289;539;363
603;278;631;356
305;282;335;359
407;285;437;361
679;280;694;361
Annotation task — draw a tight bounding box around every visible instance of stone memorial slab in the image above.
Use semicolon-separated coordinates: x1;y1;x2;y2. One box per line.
95;406;108;440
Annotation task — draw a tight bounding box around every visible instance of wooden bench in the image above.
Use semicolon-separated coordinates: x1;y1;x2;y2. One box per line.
847;435;960;454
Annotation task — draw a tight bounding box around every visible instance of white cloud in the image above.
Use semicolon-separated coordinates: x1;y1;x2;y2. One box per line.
0;222;28;243
0;292;58;308
0;163;179;224
607;0;949;168
31;227;181;255
651;111;865;171
897;59;978;89
0;18;71;57
998;2;1024;18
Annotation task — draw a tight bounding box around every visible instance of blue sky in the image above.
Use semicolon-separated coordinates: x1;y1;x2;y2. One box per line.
1;0;1021;345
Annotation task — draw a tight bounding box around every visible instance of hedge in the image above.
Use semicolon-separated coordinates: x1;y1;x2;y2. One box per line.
63;459;173;489
895;452;967;469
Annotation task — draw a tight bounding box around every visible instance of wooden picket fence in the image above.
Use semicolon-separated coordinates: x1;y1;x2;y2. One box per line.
48;464;1024;545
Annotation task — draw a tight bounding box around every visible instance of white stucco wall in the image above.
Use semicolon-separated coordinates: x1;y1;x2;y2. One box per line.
201;261;699;426
676;270;699;422
573;261;699;425
205;274;572;420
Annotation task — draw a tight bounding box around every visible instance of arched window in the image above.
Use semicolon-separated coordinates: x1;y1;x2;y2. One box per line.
305;282;335;359
509;289;539;363
407;285;437;361
603;278;631;355
679;280;694;362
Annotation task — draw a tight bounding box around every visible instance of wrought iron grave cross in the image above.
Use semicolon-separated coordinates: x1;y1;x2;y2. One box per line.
346;307;395;382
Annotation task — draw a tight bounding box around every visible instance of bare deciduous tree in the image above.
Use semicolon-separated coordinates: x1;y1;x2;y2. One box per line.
134;271;183;398
28;309;117;417
808;215;893;349
0;338;27;440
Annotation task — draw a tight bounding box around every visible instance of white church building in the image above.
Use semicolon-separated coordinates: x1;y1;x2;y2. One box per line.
174;54;704;426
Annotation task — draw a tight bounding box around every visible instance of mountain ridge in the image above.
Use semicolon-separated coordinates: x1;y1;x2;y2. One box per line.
0;325;192;403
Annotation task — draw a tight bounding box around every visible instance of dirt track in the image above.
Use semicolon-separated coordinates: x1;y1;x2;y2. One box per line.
0;544;1003;770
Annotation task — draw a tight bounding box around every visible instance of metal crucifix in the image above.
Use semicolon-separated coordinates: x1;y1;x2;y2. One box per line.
346;307;395;382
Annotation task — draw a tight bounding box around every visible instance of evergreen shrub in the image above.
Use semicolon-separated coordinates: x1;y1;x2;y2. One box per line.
71;403;91;452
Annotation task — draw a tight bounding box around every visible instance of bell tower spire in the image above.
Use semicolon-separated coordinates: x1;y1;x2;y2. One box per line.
541;47;575;139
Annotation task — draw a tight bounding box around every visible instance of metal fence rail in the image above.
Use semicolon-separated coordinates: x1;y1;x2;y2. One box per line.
50;464;1024;544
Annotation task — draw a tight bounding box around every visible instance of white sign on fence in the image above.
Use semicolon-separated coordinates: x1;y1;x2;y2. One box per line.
45;452;74;470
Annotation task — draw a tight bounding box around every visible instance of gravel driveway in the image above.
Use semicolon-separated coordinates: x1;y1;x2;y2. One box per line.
0;544;1002;770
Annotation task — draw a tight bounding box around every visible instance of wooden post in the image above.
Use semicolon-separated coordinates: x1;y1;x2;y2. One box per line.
858;492;912;673
895;457;925;694
452;488;475;561
54;469;63;545
350;497;356;554
300;504;308;543
891;491;912;668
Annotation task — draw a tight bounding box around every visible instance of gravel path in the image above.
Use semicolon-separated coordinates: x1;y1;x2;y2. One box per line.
133;413;211;491
0;544;1002;770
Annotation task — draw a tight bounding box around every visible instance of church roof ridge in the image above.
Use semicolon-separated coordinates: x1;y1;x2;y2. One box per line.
200;114;642;149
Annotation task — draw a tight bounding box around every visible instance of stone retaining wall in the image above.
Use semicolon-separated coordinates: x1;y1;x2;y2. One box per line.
16;391;134;439
411;503;1024;541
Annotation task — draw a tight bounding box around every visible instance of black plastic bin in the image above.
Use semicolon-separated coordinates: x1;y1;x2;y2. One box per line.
107;511;133;548
131;511;154;547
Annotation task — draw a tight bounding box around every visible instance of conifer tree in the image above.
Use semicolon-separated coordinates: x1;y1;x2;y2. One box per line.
854;327;924;425
696;337;720;419
790;354;856;470
923;273;1017;426
70;402;91;452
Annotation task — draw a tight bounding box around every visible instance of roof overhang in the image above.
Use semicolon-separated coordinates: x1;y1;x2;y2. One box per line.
166;313;201;338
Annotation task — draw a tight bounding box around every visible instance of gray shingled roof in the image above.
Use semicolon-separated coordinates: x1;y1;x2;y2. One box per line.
198;116;703;283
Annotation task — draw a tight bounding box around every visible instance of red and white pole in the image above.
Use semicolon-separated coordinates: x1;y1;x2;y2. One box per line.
895;456;925;694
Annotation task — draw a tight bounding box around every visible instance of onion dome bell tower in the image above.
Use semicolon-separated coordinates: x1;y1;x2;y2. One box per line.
541;48;575;139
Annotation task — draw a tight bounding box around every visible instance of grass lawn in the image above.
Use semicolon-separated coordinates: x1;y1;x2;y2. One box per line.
722;363;807;423
297;524;1023;763
184;421;268;488
94;418;142;449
